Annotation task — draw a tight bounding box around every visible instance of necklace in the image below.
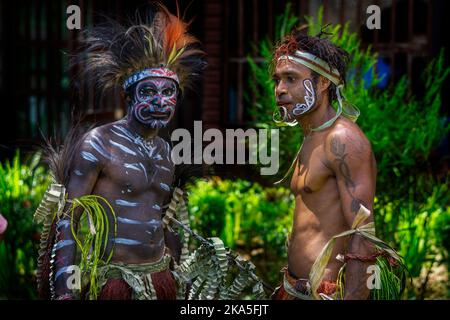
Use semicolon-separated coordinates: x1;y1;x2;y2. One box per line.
117;121;157;157
134;133;154;149
133;133;157;158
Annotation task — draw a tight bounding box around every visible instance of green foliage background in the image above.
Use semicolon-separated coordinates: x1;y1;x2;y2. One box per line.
188;5;450;299
187;178;294;286
0;152;50;299
0;5;448;300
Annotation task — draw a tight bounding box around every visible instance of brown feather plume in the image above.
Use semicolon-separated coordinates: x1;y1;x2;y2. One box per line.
71;2;206;100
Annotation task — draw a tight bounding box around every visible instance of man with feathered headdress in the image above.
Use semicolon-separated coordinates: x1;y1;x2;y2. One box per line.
35;4;206;300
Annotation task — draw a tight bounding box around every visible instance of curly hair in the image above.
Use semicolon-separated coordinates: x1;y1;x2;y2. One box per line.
272;27;349;103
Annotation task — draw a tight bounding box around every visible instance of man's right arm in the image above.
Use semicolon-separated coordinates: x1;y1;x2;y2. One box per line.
53;138;102;299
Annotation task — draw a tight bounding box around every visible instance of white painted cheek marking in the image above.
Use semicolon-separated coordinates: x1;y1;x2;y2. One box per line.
135;105;153;122
81;151;98;163
292;79;316;116
292;103;308;115
302;79;315;108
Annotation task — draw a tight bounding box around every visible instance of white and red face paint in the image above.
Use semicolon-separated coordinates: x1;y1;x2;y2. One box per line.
131;77;178;128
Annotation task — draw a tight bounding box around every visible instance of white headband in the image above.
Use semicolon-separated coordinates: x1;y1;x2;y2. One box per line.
123;67;180;90
278;50;341;86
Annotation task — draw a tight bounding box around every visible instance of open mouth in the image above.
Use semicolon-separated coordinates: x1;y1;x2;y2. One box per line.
136;104;171;121
150;111;171;119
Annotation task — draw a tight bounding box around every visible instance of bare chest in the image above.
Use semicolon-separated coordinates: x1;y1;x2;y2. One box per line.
290;140;332;196
100;138;174;195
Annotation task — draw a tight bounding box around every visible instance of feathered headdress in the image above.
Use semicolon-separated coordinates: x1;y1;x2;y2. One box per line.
72;3;206;98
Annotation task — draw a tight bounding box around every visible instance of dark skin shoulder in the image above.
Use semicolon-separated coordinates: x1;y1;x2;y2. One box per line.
324;118;377;299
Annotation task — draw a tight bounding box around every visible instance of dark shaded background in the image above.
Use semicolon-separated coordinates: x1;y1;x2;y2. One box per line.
0;0;448;175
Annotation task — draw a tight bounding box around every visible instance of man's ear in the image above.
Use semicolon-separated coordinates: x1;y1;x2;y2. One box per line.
122;89;133;107
317;76;331;94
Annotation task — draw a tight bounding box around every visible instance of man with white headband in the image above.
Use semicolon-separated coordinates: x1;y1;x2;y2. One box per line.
270;30;379;300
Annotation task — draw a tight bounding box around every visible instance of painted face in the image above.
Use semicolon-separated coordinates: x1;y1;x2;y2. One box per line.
273;60;317;122
131;77;178;128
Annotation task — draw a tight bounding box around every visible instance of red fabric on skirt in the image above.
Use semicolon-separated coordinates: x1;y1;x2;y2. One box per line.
98;269;177;300
272;269;337;300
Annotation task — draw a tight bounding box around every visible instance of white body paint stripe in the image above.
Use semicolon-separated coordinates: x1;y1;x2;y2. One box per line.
160;183;170;192
109;140;137;156
124;163;142;171
74;170;83;176
138;163;148;182
81;151;98;162
114;238;142;245
115;199;139;207
54;240;75;251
